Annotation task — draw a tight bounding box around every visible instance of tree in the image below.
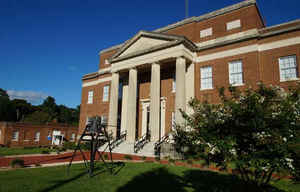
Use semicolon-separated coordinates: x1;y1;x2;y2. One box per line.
0;88;16;121
11;99;34;121
24;110;51;124
174;83;300;187
41;96;58;122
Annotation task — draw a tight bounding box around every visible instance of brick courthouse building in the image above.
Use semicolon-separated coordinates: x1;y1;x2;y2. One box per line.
79;0;300;153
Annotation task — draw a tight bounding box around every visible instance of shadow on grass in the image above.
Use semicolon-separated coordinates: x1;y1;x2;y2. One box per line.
117;168;286;192
39;162;125;192
38;171;88;192
117;167;186;192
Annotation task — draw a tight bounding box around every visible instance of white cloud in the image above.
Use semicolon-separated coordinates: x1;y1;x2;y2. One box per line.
7;90;48;104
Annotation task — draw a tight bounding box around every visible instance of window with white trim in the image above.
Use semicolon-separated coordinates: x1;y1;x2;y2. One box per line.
101;116;108;125
172;72;176;92
34;132;40;142
171;112;175;131
103;85;109;102
279;55;298;81
200;66;213;90
200;28;212;38
12;131;19;141
71;133;75;141
87;91;93;104
229;60;243;85
226;19;241;30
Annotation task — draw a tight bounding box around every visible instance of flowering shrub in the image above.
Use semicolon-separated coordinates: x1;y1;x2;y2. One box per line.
174;83;300;186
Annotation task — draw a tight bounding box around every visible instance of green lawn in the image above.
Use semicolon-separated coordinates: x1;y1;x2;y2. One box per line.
0;162;299;192
0;147;55;156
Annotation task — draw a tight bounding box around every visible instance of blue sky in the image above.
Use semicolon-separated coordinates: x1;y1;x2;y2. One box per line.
1;0;299;108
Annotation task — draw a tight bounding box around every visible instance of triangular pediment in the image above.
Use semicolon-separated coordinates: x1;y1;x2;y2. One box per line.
119;37;168;57
111;31;188;60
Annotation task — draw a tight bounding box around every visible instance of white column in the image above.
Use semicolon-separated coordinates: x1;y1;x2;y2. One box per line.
127;68;137;142
185;62;195;115
150;63;160;141
108;72;119;138
120;80;128;135
175;57;186;124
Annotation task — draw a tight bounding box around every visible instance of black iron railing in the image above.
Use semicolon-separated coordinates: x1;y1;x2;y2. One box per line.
110;130;127;150
133;132;150;153
154;133;170;156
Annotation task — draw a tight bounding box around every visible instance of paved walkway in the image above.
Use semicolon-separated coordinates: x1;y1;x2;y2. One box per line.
0;151;154;168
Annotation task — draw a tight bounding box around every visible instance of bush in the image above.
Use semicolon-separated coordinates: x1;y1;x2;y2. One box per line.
292;152;300;182
63;142;76;150
41;149;50;154
10;158;24;168
168;158;175;164
155;156;160;161
123;155;132;160
80;142;91;150
174;83;300;186
187;159;193;165
141;156;147;161
103;154;108;160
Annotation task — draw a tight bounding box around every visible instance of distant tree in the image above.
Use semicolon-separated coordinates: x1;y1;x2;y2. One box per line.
41;96;58;121
174;83;300;187
0;88;16;121
0;88;9;98
11;99;33;121
24;110;51;124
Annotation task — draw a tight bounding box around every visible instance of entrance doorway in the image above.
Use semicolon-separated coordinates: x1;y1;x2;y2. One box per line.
141;98;166;141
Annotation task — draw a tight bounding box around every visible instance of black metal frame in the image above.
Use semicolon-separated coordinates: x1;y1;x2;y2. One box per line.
133;131;150;153
67;116;115;177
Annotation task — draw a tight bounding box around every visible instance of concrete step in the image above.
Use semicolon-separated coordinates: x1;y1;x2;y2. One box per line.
98;140;156;157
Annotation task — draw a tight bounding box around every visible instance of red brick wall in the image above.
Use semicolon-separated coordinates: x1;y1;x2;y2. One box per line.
0;122;78;147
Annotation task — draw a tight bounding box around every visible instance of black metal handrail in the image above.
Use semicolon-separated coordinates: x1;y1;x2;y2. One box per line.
134;132;150;153
154;133;170;156
110;130;127;149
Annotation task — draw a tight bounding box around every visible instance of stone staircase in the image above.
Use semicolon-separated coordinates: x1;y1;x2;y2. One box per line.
98;141;156;157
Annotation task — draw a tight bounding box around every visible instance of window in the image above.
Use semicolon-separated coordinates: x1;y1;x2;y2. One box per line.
34;132;40;142
103;85;109;102
279;55;298;81
12;131;19;141
105;59;109;65
229;60;243;85
200;28;212;38
172;72;176;92
101;116;108;125
70;133;75;141
200;66;213;90
87;91;93;104
171;112;175;131
226;19;241;30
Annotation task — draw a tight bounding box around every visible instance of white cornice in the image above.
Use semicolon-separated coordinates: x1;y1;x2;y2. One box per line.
195;36;300;63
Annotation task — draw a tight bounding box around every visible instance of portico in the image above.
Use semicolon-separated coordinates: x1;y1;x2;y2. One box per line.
107;31;196;143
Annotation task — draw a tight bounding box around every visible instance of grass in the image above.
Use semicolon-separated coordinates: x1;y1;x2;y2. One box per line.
0;162;299;192
0;147;55;156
